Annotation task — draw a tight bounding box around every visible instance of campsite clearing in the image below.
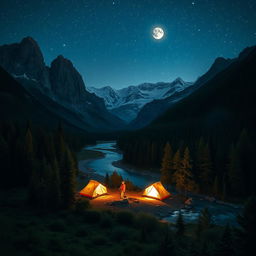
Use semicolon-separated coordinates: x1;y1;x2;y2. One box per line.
84;190;182;219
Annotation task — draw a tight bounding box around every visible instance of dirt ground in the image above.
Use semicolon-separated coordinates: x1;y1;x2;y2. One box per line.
87;189;184;219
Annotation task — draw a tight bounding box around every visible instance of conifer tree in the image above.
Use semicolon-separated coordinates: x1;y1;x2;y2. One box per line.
24;127;33;156
212;175;220;197
104;172;110;187
215;224;234;256
61;148;77;209
174;147;197;195
196;207;212;239
227;143;244;196
236;197;256;256
151;141;158;166
48;159;61;209
199;144;213;193
173;149;181;173
176;211;185;236
199;241;210;256
235;130;253;196
55;123;66;162
110;171;123;188
23;127;35;185
158;225;176;255
160;142;173;185
0;135;9;187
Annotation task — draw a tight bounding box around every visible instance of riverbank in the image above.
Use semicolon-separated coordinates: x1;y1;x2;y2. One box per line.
77;141;243;226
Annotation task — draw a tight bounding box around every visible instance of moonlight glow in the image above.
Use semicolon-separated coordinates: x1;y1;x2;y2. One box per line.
152;27;164;40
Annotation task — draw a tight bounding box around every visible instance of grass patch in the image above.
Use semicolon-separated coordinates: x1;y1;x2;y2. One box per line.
0;188;236;256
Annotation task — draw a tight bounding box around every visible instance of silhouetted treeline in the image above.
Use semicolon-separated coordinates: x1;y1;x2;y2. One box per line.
0;121;95;209
104;171;140;191
118;128;256;199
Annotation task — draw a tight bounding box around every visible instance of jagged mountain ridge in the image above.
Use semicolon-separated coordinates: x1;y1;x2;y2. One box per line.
129;55;235;129
88;78;193;122
0;66;93;133
0;37;125;131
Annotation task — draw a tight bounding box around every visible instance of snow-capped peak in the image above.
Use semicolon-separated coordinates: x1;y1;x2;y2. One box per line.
88;77;194;122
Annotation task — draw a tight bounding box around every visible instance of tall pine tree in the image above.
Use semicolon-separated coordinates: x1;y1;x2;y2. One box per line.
48;159;61;209
61;148;77;209
160;142;173;185
174;147;197;195
214;224;234;256
176;211;185;236
236;197;256;256
199;143;213;193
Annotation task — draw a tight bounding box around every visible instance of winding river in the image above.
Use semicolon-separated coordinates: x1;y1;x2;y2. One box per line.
80;141;242;226
83;141;159;187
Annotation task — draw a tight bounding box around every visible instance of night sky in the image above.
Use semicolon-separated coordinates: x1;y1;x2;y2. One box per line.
1;0;256;89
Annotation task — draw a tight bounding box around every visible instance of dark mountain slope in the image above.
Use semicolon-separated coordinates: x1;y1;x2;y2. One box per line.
130;55;234;129
151;46;256;135
0;37;125;131
0;66;92;133
118;45;256;170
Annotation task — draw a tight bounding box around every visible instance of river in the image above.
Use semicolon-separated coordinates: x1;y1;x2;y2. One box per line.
80;141;243;226
82;141;159;187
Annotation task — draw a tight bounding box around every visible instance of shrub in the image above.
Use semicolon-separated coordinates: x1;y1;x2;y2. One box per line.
75;198;90;213
122;241;143;255
83;210;101;223
136;213;158;233
92;235;108;246
30;248;49;256
48;220;66;232
13;231;42;251
100;214;114;228
48;238;65;252
116;211;135;226
76;227;88;237
111;227;130;241
67;246;88;256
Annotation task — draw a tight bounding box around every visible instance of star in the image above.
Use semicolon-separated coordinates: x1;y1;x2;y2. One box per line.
192;2;195;6
62;43;66;47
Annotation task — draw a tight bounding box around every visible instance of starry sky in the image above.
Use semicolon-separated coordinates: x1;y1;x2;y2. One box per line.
1;0;256;89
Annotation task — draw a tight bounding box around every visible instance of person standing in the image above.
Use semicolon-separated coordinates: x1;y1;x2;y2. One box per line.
120;181;126;199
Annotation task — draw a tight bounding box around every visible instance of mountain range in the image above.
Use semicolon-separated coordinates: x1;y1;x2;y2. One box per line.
0;37;125;132
89;55;235;126
88;78;193;122
122;45;256;140
1;37;255;135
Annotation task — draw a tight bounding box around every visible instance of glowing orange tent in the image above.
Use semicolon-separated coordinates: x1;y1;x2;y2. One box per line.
79;180;107;198
142;181;170;200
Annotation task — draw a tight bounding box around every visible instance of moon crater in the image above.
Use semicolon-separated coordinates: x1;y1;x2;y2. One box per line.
152;27;164;40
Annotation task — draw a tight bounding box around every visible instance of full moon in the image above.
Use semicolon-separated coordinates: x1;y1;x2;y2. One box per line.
152;27;164;40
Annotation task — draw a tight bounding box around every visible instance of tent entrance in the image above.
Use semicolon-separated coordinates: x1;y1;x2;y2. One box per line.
144;185;160;199
93;184;107;198
142;182;171;200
